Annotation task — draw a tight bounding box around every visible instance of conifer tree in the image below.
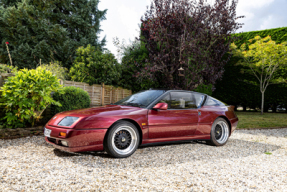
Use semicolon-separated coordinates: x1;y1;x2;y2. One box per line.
0;0;106;69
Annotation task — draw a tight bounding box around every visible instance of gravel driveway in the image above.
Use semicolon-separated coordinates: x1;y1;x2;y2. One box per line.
0;128;287;191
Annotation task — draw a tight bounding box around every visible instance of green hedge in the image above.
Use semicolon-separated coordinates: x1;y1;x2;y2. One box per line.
51;86;91;115
232;27;287;46
213;27;287;111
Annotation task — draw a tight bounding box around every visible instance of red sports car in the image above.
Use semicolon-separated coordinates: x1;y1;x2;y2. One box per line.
44;90;238;158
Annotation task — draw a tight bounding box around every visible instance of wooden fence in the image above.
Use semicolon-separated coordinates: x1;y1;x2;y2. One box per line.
62;81;132;106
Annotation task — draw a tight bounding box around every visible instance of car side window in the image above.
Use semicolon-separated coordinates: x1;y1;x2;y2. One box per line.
205;97;226;106
193;93;205;108
157;93;171;109
170;92;197;109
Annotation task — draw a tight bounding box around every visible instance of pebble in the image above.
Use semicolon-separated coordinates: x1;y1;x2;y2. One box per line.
0;128;286;191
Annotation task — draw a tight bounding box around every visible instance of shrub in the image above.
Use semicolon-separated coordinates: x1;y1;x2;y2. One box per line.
37;61;68;80
51;86;91;114
1;68;62;128
0;64;18;73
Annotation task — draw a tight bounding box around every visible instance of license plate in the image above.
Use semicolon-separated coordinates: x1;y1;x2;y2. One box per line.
44;128;52;137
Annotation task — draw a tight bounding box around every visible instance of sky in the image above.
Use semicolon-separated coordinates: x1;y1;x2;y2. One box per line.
98;0;287;58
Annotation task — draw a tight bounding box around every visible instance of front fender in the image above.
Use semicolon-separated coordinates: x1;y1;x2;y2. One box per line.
74;113;148;130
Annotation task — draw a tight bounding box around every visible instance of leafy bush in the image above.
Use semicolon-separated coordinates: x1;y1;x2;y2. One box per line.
1;68;62;128
0;64;18;73
51;86;91;114
37;61;68;80
69;45;121;86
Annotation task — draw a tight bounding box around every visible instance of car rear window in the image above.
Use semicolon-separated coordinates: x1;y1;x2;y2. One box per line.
205;97;227;106
193;93;205;108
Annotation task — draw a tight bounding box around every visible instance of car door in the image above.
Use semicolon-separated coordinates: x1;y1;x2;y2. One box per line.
148;91;199;139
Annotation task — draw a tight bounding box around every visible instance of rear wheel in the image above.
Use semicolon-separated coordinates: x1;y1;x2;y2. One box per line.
208;118;230;146
104;121;139;158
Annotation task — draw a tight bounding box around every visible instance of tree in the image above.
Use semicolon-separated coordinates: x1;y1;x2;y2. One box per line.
138;0;243;90
213;27;287;112
69;44;121;86
0;0;21;7
113;38;159;92
0;0;106;69
230;36;287;114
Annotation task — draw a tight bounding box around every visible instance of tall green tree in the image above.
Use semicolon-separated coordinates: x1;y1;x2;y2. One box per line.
0;0;106;69
114;38;159;92
69;44;121;86
231;36;287;114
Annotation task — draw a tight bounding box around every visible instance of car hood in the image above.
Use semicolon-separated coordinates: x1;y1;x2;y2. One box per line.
47;105;145;128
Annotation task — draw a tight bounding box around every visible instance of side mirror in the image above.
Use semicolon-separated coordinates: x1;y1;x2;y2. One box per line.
153;103;168;110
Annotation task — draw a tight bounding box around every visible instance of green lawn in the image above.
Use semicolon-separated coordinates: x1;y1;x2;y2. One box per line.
236;112;287;129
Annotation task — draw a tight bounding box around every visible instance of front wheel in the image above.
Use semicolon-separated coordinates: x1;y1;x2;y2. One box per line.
104;121;140;158
208;118;230;146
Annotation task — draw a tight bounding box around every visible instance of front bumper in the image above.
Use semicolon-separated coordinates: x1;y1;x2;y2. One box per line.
44;125;108;152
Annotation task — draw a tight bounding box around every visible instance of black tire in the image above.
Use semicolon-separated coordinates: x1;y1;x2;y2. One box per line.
208;118;230;146
104;121;140;158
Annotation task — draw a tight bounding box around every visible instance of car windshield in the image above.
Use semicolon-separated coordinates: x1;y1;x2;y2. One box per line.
114;90;165;108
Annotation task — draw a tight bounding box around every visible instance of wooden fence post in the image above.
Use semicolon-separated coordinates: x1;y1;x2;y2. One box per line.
92;85;94;106
110;87;112;104
101;83;105;106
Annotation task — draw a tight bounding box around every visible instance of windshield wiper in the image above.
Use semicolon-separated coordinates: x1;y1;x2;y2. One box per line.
121;102;145;108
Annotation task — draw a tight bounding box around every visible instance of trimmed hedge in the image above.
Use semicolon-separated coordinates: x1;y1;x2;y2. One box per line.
51;86;91;115
232;27;287;46
213;27;287;111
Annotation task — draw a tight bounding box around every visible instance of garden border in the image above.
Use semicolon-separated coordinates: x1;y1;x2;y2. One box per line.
0;127;43;140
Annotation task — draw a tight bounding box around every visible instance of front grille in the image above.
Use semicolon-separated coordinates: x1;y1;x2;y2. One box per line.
48;137;57;144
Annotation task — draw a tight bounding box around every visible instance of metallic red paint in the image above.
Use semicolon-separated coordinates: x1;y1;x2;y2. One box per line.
46;137;104;152
148;109;198;138
141;134;211;145
45;102;238;153
45;125;107;150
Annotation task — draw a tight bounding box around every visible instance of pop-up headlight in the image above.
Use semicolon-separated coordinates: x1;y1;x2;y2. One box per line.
58;116;79;127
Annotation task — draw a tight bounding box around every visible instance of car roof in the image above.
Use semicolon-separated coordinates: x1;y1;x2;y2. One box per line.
148;89;206;95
